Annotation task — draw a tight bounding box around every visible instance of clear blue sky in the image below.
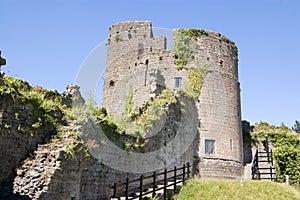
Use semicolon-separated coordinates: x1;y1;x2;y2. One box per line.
1;0;299;127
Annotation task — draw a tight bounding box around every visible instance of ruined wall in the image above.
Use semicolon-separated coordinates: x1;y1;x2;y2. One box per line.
0;94;57;194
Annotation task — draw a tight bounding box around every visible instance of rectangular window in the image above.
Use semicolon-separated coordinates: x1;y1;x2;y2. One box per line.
205;139;215;154
230;139;233;151
174;77;182;88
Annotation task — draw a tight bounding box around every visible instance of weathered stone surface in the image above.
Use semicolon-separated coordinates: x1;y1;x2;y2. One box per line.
103;21;243;179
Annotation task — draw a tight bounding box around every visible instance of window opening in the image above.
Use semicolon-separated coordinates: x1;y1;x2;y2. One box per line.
174;77;182;88
205;139;215;154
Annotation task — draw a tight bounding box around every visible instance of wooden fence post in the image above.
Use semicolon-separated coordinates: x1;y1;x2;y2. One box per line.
139;175;143;200
174;166;177;193
164;168;167;200
125;177;129;200
183;164;186;184
112;183;117;198
270;166;272;181
187;162;190;178
152;171;156;198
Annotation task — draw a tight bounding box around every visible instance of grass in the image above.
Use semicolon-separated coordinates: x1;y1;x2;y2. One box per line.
174;179;300;200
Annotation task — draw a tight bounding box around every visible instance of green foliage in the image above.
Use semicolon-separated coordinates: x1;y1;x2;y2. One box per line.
0;75;65;135
174;31;193;70
4;124;11;129
185;66;207;99
173;29;209;70
292;120;300;133
175;179;300;200
252;121;300;186
178;28;209;39
117;88;178;136
0;76;30;98
125;85;134;114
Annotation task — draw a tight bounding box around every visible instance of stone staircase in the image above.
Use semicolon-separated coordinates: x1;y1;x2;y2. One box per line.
251;140;276;181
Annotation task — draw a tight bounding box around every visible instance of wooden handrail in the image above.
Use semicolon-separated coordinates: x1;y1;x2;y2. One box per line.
110;162;191;200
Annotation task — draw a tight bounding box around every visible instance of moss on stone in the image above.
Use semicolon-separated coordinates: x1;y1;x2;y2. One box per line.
185;66;207;99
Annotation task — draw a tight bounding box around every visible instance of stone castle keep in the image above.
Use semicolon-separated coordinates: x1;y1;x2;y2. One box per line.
0;21;243;199
102;21;243;177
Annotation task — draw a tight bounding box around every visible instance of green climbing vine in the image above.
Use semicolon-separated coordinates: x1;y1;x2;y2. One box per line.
125;85;134;115
185;66;207;99
173;29;208;70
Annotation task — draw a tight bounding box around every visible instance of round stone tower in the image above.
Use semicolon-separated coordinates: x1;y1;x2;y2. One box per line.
102;21;167;117
192;31;243;178
102;21;243;178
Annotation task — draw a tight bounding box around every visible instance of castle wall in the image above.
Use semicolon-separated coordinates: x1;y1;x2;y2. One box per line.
0;93;57;191
102;21;243;179
103;21;167;117
194;32;243;178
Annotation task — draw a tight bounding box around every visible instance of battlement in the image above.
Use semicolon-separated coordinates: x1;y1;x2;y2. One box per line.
108;21;153;38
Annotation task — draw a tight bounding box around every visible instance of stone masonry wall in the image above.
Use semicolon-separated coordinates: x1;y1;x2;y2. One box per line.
194;31;243;177
0;93;57;198
102;21;243;178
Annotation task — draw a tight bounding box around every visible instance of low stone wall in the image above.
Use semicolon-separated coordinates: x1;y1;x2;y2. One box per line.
197;157;243;179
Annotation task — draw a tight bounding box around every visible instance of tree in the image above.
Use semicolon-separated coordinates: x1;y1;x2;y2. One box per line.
292;120;300;133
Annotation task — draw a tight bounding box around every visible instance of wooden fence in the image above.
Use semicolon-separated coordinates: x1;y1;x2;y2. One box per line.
111;162;191;200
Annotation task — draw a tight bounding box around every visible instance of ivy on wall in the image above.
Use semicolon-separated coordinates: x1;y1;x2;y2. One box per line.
185;66;207;99
173;29;208;70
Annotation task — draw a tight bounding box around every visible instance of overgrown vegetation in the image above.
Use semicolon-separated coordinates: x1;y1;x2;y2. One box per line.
251;121;300;186
0;76;65;135
185;66;207;99
118;88;177;136
174;179;300;200
124;85;134;115
178;28;209;39
173;29;208;70
293;120;300;133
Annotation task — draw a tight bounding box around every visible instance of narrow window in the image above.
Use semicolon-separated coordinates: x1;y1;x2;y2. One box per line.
230;139;233;151
128;34;132;40
159;56;163;61
205;139;215;154
174;77;182;88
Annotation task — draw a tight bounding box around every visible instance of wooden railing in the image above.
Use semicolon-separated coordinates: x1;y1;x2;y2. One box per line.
110;162;191;200
252;149;276;180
